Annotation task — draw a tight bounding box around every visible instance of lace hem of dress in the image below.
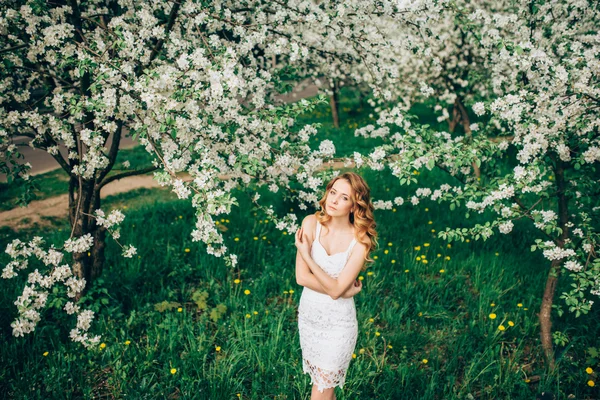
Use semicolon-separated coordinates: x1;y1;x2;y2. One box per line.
302;358;347;393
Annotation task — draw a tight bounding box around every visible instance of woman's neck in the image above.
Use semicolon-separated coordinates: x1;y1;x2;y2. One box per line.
326;215;354;233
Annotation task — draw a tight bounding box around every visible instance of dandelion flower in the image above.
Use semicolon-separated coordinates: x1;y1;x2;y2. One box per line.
289;289;294;294
517;303;523;307
374;255;378;260
253;311;258;315
490;303;495;307
414;246;421;251
375;332;381;337
495;252;499;256
391;260;396;264
369;318;374;323
431;229;436;233
424;243;430;247
393;208;397;212
508;321;515;327
422;359;428;364
428;221;433;225
99;343;106;350
216;346;221;352
489;313;497;319
586;367;593;374
43;351;49;357
439;268;444;273
416;256;421;261
447;244;451;248
388;242;393;247
387;345;393;349
234;279;241;284
245;314;251;319
253;237;258;241
405;269;409;273
437;254;441;257
177;307;183;312
125;340;131;345
359;348;365;354
422;259;428;264
244;289;251;295
498;325;506;331
466;239;470;243
384;249;389;254
367;271;374;276
234;237;240;242
171;368;177;374
184;248;190;253
358;276;364;281
445;256;451;261
588;380;595;387
352;353;357;359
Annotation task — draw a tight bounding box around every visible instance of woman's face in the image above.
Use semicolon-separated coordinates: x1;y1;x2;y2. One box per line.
325;179;354;217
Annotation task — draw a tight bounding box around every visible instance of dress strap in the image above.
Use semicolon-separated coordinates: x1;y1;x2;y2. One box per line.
346;238;358;257
315;220;322;240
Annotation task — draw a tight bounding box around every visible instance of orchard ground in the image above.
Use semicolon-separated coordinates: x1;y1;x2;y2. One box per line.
1;90;598;399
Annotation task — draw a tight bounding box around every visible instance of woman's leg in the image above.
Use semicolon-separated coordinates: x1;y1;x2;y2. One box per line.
310;385;335;400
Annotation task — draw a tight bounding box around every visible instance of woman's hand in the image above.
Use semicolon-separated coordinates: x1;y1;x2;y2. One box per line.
341;279;362;299
295;227;311;261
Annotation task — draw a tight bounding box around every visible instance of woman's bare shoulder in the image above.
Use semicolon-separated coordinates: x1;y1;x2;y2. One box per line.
301;214;317;239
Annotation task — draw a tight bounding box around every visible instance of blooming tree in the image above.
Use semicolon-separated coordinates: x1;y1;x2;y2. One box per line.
0;0;438;346
358;0;600;368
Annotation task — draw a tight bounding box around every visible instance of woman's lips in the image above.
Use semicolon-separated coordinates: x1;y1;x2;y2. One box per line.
328;205;337;211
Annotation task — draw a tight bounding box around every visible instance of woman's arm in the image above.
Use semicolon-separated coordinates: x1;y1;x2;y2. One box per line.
299;240;367;300
296;250;358;298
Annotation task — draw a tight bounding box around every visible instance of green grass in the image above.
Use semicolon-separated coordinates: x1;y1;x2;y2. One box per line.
0;90;599;399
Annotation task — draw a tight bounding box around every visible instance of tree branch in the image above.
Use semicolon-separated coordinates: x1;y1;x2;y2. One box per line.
98;165;159;189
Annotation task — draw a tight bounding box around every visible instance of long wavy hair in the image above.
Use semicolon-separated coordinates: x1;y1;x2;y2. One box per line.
315;172;378;266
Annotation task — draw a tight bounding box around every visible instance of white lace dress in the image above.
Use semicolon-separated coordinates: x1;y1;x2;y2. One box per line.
298;220;359;393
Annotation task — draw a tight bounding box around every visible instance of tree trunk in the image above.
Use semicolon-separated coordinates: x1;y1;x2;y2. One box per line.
538;159;569;370
69;176;106;296
330;80;340;129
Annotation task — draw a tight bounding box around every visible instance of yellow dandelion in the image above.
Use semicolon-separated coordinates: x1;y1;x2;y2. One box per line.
253;236;258;241
125;340;131;345
422;259;428;264
234;237;240;242
388;345;393;349
524;379;531;383
374;255;378;260
489;313;497;319
466;239;470;243
99;343;106;350
495;252;499;256
391;259;396;264
422;359;428;364
264;219;269;223
384;249;389;254
388;242;393;247
498;325;506;331
352;353;357;359
445;256;451;261
424;243;430;247
234;279;241;284
428;221;433;225
431;229;436;233
369;318;374;323
375;332;381;337
588;380;595;387
393;208;397;212
226;219;230;223
490;303;495;307
177;307;183;313
43;351;49;357
418;312;423;317
524;308;529;310
245;314;251;319
283;232;287;235
215;221;220;225
262;236;266;240
179;215;183;219
184;248;190;253
289;289;294;294
437;254;441;257
367;271;374;276
244;289;251;295
439;269;444;273
216;346;221;352
508;321;515;327
447;244;452;248
359;348;365;354
416;256;421;261
586;367;593;374
517;303;523;307
358;276;364;281
87;252;91;256
253;311;258;315
237;394;241;398
171;368;177;374
425;208;429;212
405;269;409;273
414;246;421;251
283;290;289;294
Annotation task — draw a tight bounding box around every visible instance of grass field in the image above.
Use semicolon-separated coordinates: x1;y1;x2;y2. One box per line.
0;90;598;399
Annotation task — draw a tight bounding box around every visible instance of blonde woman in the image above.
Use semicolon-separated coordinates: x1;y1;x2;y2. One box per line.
295;172;377;399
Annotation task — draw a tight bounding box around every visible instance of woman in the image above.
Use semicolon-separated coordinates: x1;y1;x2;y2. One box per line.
295;172;377;399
